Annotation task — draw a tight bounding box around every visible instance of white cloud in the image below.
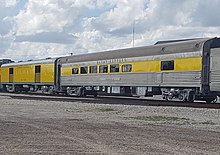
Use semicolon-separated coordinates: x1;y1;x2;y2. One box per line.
1;0;220;61
96;0;117;9
0;0;18;8
2;42;86;60
15;0;69;35
85;0;147;33
75;29;132;52
63;0;96;9
0;1;18;55
191;0;220;27
15;0;115;36
15;32;77;44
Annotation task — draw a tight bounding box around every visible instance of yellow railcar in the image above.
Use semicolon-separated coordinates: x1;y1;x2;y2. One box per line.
1;58;56;92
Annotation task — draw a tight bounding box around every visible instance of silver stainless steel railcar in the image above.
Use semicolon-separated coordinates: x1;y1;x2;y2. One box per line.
55;37;220;103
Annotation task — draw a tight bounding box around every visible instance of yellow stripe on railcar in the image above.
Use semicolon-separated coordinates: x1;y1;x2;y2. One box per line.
61;57;202;77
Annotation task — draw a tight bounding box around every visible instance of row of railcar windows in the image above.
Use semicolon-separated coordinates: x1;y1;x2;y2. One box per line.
71;60;174;75
72;64;132;75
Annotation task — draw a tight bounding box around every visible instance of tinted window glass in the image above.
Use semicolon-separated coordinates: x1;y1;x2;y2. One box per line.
80;66;88;74
110;64;119;73
72;68;79;74
89;66;97;73
9;68;14;74
161;60;174;70
122;64;132;72
99;65;108;73
35;66;41;73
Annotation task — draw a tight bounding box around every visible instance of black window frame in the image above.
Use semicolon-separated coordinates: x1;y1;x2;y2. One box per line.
161;60;174;71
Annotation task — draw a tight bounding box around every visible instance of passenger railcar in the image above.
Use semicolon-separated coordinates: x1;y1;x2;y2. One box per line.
1;37;220;103
55;37;220;103
0;58;57;93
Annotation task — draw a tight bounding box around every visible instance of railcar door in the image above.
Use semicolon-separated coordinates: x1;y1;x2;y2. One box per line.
35;65;41;83
57;64;61;89
210;48;220;91
9;68;13;83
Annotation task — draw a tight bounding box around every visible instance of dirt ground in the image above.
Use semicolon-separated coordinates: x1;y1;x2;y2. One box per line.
0;95;220;155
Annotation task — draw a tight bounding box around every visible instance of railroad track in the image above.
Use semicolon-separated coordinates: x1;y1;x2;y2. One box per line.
0;92;220;109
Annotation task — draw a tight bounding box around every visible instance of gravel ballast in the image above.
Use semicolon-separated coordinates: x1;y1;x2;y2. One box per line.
0;95;220;155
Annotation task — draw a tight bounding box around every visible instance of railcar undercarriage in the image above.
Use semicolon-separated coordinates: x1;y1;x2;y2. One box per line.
60;85;218;103
161;88;218;103
1;84;219;103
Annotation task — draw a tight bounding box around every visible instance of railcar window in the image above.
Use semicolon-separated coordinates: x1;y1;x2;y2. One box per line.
161;60;174;71
90;66;97;73
35;66;41;73
80;66;88;74
110;64;119;73
99;65;108;73
72;68;79;74
122;64;132;72
9;68;14;74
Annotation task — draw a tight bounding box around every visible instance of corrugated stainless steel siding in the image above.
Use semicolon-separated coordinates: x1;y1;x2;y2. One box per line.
61;73;161;87
210;71;220;91
61;71;201;87
161;72;201;86
210;48;220;91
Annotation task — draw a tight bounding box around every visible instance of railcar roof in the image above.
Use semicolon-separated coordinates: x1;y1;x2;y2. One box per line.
1;58;57;67
154;38;204;45
58;37;217;64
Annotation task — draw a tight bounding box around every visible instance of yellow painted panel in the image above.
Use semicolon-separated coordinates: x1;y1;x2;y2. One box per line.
1;68;9;83
0;68;1;83
62;67;73;76
133;60;161;73
174;57;202;71
40;64;54;83
14;65;35;83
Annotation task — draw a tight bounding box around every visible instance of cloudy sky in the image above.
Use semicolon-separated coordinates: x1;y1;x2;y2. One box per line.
1;0;220;61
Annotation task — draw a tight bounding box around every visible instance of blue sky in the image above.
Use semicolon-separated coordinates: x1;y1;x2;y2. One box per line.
1;0;220;61
13;0;27;15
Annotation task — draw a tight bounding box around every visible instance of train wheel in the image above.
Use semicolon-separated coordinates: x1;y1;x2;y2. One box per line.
163;95;170;101
76;87;86;97
178;94;184;101
7;85;17;93
187;91;195;102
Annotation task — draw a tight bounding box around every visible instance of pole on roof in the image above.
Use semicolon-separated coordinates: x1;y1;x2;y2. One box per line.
132;20;135;48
